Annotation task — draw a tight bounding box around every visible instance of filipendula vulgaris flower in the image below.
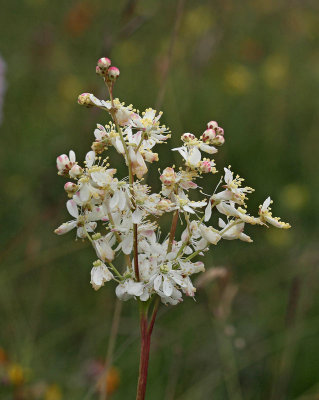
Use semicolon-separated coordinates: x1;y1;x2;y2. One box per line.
54;56;291;400
55;56;290;302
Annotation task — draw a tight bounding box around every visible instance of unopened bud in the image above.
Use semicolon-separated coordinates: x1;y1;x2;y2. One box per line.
207;121;219;130
91;141;107;154
97;57;111;71
181;132;195;142
64;182;78;193
69;164;83;178
143;151;159;163
200;160;212;173
56;154;72;172
78;93;93;107
107;66;120;81
202;129;216;143
214;135;225;146
157;199;173;211
217;127;224;136
160;167;176;186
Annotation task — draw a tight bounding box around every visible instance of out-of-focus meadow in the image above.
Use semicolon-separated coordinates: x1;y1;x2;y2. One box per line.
1;0;319;399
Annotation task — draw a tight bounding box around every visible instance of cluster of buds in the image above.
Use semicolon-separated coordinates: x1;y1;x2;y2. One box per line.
202;120;225;146
96;57;120;82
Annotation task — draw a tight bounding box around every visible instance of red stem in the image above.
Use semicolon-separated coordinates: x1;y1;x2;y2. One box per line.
136;301;159;400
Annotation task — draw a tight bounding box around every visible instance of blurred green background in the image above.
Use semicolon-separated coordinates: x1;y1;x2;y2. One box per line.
1;0;319;399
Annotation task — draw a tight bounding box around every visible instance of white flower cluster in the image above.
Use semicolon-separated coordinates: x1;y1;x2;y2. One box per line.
55;57;291;306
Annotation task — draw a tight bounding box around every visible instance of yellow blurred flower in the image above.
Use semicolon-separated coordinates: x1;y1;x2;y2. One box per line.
183;6;214;37
114;41;143;67
8;363;25;386
265;228;293;248
262;54;289;89
224;65;253;93
280;184;309;211
45;384;62;400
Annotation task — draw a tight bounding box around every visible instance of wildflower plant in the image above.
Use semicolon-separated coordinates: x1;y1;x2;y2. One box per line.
54;57;291;399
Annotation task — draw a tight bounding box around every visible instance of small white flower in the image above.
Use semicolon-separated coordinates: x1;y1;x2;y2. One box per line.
115;279;144;301
259;197;291;229
54;199;96;238
90;260;113;290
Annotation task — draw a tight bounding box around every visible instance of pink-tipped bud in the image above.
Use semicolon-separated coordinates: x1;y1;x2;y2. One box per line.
69;164;83;178
181;132;195;142
214;135;225;146
217;127;224;136
107;66;120;81
78;93;93;107
200;160;213;173
202;129;216;143
97;57;111;71
64;182;78;194
56;154;71;172
160;167;176;186
207;121;219;130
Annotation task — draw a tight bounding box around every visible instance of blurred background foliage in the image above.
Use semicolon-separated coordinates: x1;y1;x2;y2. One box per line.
1;0;319;399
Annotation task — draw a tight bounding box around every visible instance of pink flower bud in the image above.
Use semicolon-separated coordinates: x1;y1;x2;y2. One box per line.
97;57;111;71
160;167;176;186
107;66;120;81
181;133;195;142
69;164;83;178
217;127;224;136
200;160;212;173
202;129;216;143
56;154;71;172
64;182;78;193
214;135;225;145
207;121;219;130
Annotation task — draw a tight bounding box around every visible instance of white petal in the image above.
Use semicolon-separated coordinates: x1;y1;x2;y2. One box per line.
115;284;131;301
118;190;127;211
115;137;125;154
54;221;77;235
218;218;226;228
127;280;144;296
79;184;90;202
154;275;163;292
66;199;79;218
132;208;143;224
224;167;233;184
122;234;133;255
262;196;271;211
85;151;96;168
188;147;201;165
204;201;212;222
69;150;76;163
163;276;173;297
110;191;119;209
183;205;195;214
199;143;217;154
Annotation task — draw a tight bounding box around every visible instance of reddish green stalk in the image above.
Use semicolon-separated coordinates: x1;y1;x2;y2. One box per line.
167;210;179;254
136;299;160;400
